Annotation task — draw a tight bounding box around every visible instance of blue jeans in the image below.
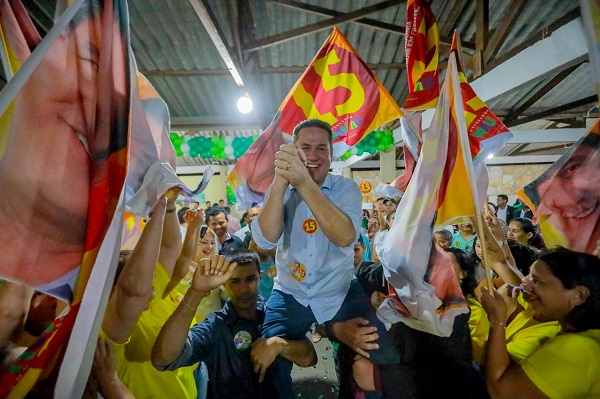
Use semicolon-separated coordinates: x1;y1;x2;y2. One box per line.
259;279;399;398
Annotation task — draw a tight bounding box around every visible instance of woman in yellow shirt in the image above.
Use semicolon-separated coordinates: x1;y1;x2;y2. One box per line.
482;247;600;398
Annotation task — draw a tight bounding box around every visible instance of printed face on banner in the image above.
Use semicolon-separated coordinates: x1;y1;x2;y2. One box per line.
529;131;600;253
0;6;128;291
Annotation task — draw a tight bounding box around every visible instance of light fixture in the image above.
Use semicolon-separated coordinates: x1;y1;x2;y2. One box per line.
487;153;494;159
237;93;253;114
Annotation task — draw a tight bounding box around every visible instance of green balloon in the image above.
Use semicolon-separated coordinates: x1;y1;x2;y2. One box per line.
375;131;384;140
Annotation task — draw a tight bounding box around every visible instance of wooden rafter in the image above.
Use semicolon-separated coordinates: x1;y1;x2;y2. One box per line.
486;7;580;72
503;61;585;126
474;0;489;77
511;95;598;127
268;0;476;50
484;0;527;64
141;62;407;77
243;0;403;53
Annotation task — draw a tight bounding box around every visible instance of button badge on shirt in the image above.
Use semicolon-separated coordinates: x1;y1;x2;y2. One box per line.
289;262;306;282
370;291;386;309
267;265;277;279
234;330;253;351
302;218;318;235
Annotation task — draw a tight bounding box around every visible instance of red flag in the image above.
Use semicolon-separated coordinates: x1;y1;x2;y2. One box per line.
404;0;440;110
228;26;403;209
450;32;512;162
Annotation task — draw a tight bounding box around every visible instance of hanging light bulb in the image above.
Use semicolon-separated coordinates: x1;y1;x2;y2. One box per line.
237;93;253;114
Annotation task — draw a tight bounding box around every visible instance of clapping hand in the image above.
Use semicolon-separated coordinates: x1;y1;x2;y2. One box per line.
190;255;237;293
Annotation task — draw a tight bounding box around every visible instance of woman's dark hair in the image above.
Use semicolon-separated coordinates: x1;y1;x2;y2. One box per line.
507;239;538;275
469;235;482;267
537;247;600;331
511;218;546;250
445;248;478;298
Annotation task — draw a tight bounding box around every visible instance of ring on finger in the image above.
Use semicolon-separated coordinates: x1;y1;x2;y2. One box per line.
286;162;291;170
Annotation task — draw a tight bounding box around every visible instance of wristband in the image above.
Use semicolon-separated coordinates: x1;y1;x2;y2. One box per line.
166;207;177;213
489;319;505;329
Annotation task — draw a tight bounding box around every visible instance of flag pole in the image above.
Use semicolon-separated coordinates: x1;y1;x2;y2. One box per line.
447;51;495;292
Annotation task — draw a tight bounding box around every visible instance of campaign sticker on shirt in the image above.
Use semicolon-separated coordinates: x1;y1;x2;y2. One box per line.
302;218;318;234
289;262;306;282
267;265;277;279
371;291;386;309
234;330;252;351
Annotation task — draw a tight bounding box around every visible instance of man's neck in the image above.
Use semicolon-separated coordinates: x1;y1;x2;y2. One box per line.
234;305;257;320
218;232;228;245
499;204;507;210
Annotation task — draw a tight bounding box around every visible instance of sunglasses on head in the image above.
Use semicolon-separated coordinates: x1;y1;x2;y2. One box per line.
200;225;208;240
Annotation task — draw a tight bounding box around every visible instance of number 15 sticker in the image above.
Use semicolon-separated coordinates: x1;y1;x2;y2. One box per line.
303;218;318;234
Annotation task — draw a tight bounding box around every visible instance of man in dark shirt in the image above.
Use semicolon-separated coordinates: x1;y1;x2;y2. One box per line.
152;249;317;399
205;206;245;254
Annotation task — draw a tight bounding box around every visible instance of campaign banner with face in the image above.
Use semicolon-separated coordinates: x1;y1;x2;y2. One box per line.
517;121;600;254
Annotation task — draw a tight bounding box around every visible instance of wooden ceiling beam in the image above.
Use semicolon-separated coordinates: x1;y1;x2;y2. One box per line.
268;0;476;50
510;95;598;126
243;0;403;53
486;7;580;71
484;0;527;64
503;61;584;126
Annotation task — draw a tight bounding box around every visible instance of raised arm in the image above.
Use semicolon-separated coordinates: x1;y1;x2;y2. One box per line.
162;208;204;298
256;173;289;244
157;193;183;275
102;198;166;343
152;255;237;368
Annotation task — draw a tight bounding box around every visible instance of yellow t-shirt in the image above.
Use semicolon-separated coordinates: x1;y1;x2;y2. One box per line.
114;262;198;399
521;330;600;398
467;296;489;365
504;297;561;363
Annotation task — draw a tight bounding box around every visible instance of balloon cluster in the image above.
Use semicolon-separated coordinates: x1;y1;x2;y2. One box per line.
337;129;395;160
170;129;395;160
226;184;237;205
169;133;258;160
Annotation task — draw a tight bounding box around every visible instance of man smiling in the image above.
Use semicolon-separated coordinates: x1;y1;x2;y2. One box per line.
252;119;398;398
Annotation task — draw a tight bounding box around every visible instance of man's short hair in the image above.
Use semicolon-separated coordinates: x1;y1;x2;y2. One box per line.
224;206;231;214
497;194;509;201
292;119;332;147
205;206;227;224
224;248;260;273
434;230;452;241
357;235;366;246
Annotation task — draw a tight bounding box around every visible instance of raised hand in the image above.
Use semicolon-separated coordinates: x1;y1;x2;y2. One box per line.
190;254;237;293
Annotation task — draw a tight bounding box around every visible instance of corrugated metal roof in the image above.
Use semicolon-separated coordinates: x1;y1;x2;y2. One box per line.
12;0;596;169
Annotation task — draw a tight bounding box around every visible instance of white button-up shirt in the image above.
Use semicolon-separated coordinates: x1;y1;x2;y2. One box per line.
252;174;362;323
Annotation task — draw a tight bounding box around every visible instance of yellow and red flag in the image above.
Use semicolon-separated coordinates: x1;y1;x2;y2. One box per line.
451;32;512;162
228;26;403;209
517;121;600;254
404;0;440;110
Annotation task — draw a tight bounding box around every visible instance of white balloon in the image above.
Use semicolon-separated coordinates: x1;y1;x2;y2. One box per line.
350;146;358;155
227;152;236;160
224;146;234;155
225;136;234;144
180;143;190;154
